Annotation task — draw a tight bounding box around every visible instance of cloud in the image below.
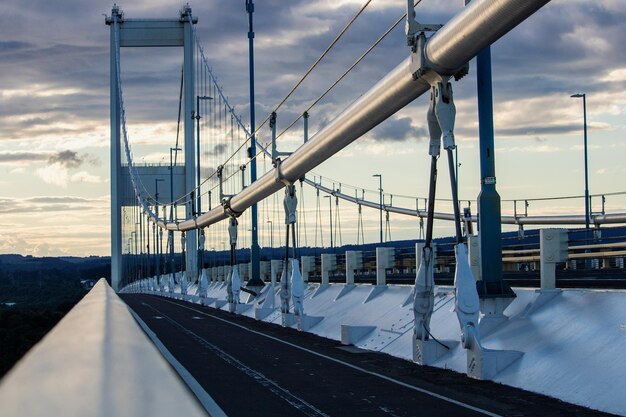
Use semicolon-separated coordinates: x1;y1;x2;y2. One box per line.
204;144;228;156
35;164;69;187
370;117;427;142
70;171;103;184
48;150;84;168
0;151;50;164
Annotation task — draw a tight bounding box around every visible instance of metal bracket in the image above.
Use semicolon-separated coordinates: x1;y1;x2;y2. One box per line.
284;184;297;225
274;158;292;187
228;217;238;246
198;228;205;250
217;165;225;201
406;0;442;48
222;196;242;218
270;112;292;162
409;32;469;83
240;164;247;189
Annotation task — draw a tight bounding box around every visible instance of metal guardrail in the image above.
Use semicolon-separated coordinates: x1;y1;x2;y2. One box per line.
0;279;209;417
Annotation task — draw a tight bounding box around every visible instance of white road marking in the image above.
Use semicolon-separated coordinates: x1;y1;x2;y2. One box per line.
154;296;502;417
143;302;329;417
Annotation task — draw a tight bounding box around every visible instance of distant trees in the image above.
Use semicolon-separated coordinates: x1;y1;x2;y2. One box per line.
0;254;106;378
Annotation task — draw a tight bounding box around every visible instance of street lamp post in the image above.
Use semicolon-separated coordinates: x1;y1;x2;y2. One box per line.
169;146;182;221
131;230;137;282
324;195;333;248
154;178;164;283
169;147;181;278
372;174;383;243
571;93;590;229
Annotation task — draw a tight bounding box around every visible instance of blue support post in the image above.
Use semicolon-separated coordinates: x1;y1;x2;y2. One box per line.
246;0;263;287
475;47;514;298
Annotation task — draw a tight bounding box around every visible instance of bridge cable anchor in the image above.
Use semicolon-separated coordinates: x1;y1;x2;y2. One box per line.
226;216;241;312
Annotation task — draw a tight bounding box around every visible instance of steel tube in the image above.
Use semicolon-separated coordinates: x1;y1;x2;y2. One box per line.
168;0;551;232
306;179;626;227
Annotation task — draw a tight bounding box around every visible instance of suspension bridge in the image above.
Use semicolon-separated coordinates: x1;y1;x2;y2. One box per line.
1;1;625;416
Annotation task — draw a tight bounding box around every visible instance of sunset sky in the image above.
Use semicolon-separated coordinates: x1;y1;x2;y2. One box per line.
0;0;625;256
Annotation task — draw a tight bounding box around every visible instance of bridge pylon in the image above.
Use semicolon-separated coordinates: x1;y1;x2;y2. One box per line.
107;5;199;291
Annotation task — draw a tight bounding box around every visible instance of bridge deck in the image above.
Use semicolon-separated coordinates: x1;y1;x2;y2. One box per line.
122;294;609;417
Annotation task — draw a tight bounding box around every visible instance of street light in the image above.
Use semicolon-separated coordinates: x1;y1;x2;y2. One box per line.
372;174;383;243
571;93;590;229
154;178;164;282
169;146;182;221
194;95;213;217
324;195;333;248
267;220;273;247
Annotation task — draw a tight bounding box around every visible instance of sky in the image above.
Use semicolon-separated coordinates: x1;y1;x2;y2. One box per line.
0;0;625;256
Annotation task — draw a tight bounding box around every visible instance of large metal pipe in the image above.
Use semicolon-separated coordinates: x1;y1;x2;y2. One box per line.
165;0;551;232
305;179;626;227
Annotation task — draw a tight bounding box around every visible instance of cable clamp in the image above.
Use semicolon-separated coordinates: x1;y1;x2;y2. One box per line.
274;158;292;187
222;196;243;218
409;32;468;84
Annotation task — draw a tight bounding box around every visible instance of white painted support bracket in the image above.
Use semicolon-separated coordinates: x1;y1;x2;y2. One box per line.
413;338;459;365
321;253;337;284
291;259;305;317
180;271;189;300
202;297;216;307
364;285;387;303
341;325;376;345
479;297;515;337
168;272;175;294
234;303;252;314
238;263;249;283
228;266;241;313
375;247;395;286
270;260;283;286
467;234;481;281
301;256;315;283
255;280;277;320
453;243;524;379
259;261;270;282
540;228;568;290
334;284;356;301
198;269;208;299
283;313;323;331
466;330;523;380
345;251;363;285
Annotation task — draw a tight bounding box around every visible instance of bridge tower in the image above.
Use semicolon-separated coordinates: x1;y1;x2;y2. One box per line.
107;6;198;291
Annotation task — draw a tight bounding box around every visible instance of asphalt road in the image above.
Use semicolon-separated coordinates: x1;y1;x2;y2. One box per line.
121;294;613;417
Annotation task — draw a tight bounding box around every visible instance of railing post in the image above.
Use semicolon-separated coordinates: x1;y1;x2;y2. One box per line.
345;251;363;285
540;229;568;290
375;247;394;286
321;254;336;285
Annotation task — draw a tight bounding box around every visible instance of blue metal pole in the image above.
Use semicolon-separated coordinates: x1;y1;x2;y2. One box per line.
246;0;263;287
475;47;514;298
